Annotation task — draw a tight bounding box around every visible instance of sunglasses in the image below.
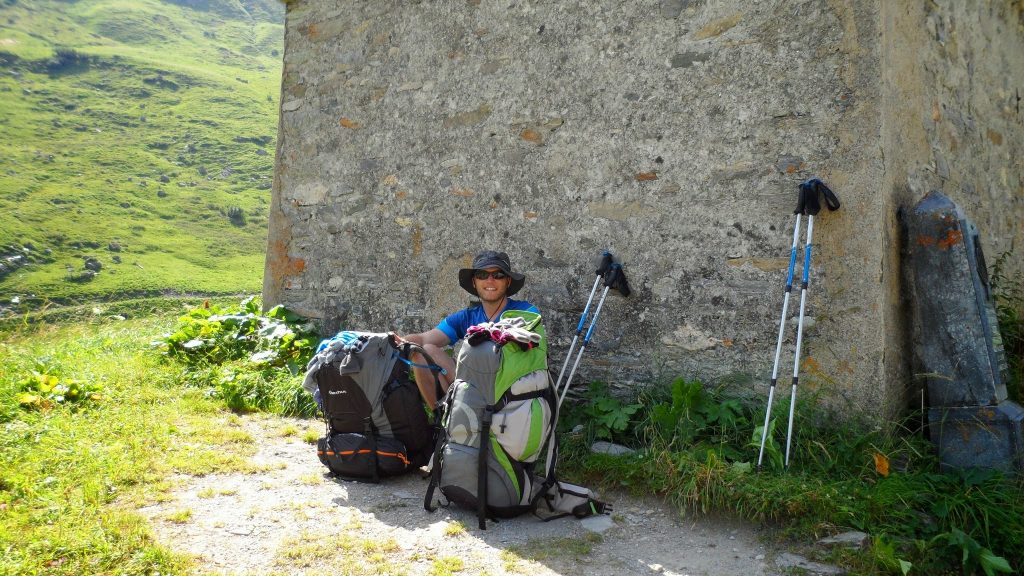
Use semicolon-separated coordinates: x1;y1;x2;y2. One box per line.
473;270;508;281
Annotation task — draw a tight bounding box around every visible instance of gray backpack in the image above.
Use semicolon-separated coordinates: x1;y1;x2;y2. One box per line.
423;311;610;528
304;332;442;482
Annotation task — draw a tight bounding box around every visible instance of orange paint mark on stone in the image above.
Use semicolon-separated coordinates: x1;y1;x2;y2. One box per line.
721;338;734;348
937;229;963;250
452;187;475;197
302;23;320;39
285;257;305;275
340;117;361;129
636;172;658;181
916;235;936;247
520;129;542;144
395;190;408;200
802;356;821;374
265;231;305;297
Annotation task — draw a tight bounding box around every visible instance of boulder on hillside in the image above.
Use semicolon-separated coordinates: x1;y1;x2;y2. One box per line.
66;270;96;283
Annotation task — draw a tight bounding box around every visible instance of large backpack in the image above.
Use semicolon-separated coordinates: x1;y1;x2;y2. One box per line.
423;311;610;528
308;331;442;482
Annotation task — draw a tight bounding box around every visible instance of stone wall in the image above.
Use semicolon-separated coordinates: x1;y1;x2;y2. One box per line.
265;0;1023;419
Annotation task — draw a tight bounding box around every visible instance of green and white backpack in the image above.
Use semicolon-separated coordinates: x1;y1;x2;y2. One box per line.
423;310;610;529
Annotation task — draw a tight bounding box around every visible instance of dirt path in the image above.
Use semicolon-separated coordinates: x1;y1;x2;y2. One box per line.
139;413;784;576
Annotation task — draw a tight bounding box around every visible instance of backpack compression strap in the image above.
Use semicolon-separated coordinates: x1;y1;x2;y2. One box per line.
477;405;494;530
424;382;456;513
365;416;380;484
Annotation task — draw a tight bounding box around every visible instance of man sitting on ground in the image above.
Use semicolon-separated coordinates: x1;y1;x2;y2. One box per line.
398;250;539;407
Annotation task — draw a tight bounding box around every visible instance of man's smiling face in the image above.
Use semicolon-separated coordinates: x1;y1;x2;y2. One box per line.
473;267;511;304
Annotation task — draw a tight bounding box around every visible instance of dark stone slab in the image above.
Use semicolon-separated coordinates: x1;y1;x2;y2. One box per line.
928;402;1024;473
906;190;1009;407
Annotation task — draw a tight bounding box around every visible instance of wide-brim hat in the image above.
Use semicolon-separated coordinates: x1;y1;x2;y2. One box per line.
458;250;526;297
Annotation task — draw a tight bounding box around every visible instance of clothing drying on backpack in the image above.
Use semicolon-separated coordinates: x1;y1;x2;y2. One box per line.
465;316;543;349
437;299;539;343
301;330;372;408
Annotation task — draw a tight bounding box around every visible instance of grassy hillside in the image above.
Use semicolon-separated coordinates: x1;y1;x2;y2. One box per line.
0;0;283;310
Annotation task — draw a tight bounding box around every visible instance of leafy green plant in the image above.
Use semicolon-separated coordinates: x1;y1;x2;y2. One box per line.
934;528;1012;576
749;418;782;471
155;297;319;417
648;377;745;448
870;535;913;576
16;363;104;411
562;381;642;441
157;296;316;372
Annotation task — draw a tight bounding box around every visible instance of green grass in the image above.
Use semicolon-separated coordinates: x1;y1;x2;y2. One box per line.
0;311;272;575
2;262;1021;576
275;530;404;575
428;556;465;576
558;379;1024;576
0;0;282;305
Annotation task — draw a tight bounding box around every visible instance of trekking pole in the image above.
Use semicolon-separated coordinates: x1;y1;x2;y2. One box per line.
756;210;803;471
554;251;614;393
557;263;631;409
783;179;840;468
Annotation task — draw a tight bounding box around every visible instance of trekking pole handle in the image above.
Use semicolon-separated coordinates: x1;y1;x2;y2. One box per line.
603;263;631;297
795;178;841;215
810;178;841;212
595;250;614;276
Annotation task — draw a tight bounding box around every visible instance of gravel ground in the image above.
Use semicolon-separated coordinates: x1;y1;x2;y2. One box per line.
139;413;785;576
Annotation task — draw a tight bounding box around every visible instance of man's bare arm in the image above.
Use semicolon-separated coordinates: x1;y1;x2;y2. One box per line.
401;328;451;349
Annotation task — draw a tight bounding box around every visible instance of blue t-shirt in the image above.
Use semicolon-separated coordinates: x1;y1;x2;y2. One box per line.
436;299;539;344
